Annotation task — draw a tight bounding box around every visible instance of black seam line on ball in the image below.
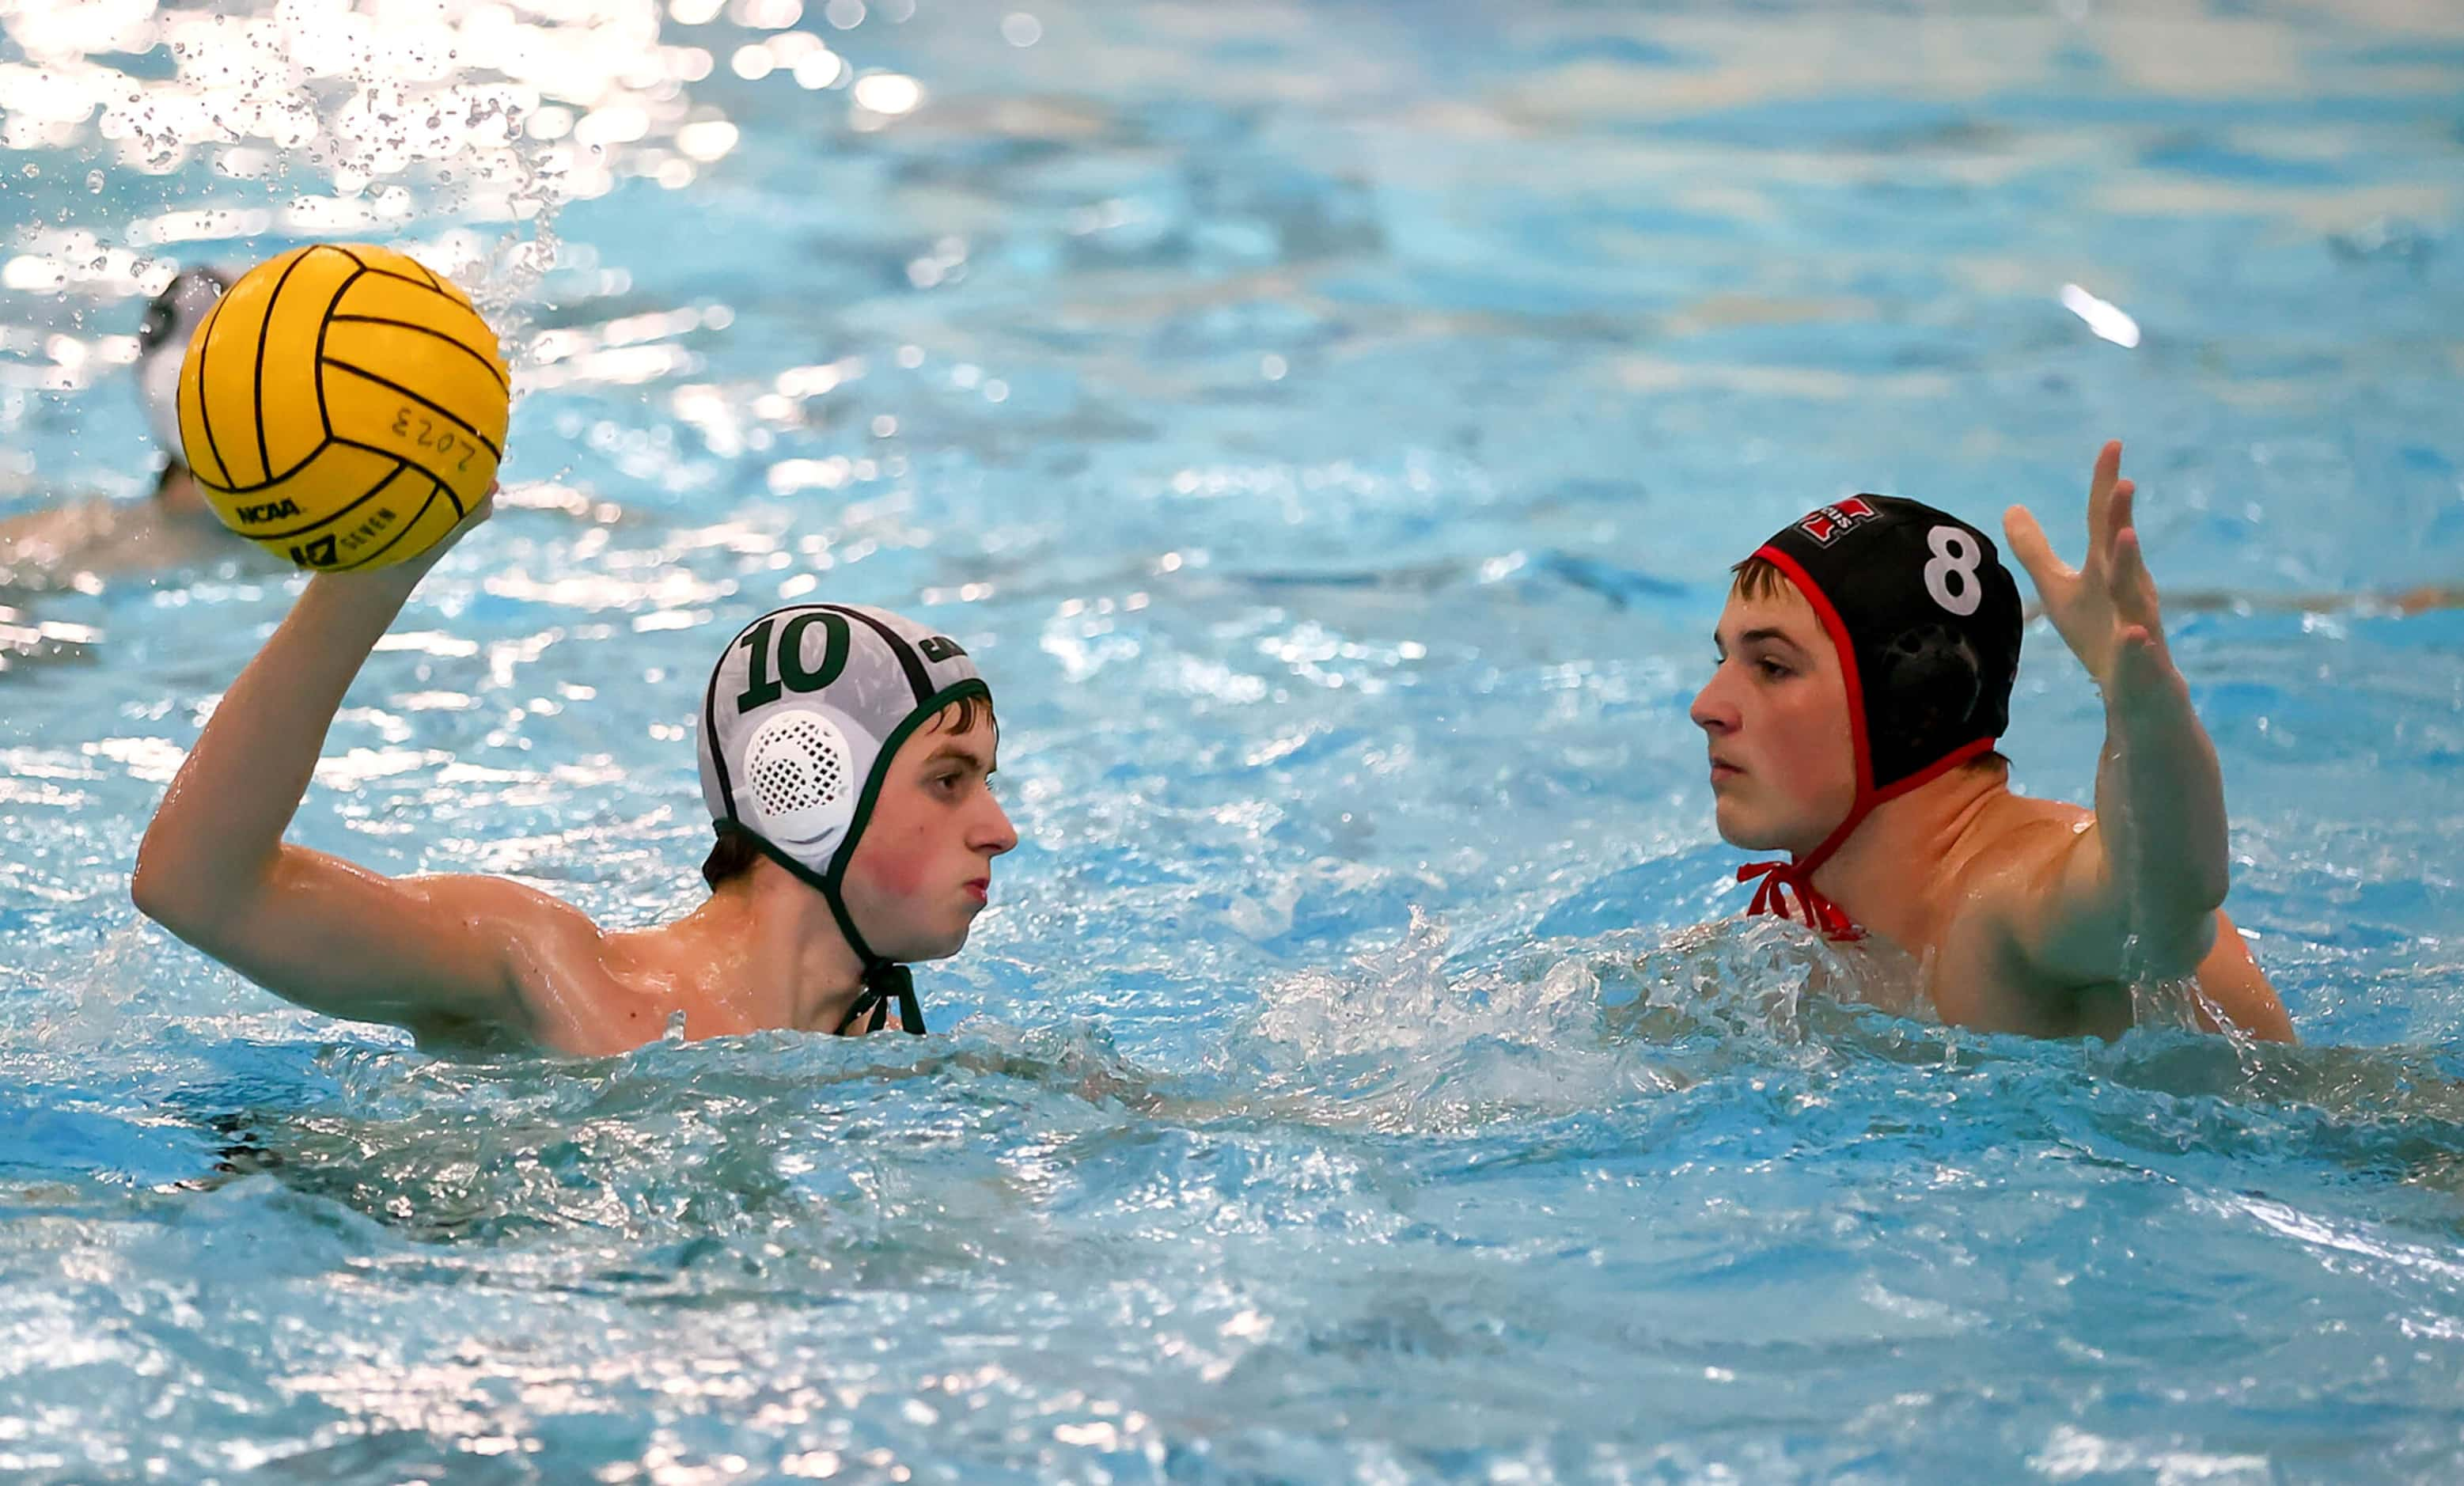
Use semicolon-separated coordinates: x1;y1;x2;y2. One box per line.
324;315;509;393
320;360;505;461
332;486;444;572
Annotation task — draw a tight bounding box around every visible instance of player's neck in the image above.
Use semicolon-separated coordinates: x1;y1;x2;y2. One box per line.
687;862;869;1033
154;464;210;519
1809;764;2008;948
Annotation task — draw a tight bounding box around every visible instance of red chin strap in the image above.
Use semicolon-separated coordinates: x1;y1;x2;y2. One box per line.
1733;544;1996;941
1739;859;1860;939
1736;737;1992;941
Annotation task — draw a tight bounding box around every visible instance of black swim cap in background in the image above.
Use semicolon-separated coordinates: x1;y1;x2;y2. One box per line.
1751;495;2024;795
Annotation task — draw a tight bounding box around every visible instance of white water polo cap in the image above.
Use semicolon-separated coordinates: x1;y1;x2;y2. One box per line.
135;266;233;462
696;603;990;1033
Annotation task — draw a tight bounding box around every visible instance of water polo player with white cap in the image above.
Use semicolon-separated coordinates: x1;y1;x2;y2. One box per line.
2;266;237;583
698;603;1005;1035
1691;441;2293;1041
135;265;235;472
137;500;1020;1055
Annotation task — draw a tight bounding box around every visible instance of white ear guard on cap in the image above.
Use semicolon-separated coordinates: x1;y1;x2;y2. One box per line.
741;708;859;856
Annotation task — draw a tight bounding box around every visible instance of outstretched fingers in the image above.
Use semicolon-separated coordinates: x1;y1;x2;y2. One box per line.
2003;503;2073;597
2086;439;2124;552
2104;476;2135;565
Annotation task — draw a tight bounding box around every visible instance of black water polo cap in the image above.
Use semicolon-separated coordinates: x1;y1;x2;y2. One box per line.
1749;495;2025;797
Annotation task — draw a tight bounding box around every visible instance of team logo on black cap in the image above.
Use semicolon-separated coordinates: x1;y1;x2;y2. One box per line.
1799;497;1882;547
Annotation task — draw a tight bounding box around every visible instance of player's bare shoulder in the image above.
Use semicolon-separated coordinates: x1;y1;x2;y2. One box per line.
1917;792;2116;1033
400;873;629;1052
1953;791;2098;897
1932;790;2105;972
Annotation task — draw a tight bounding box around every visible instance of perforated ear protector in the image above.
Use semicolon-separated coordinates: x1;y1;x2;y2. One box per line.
741;708;859;854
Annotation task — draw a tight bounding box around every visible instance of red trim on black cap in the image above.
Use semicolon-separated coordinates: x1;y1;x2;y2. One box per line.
1753;544;1871;798
1732;544;1999;940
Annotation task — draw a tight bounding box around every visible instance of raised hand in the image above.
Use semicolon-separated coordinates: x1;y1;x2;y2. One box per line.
2002;441;2180;706
418;483;497;568
343;481;496;593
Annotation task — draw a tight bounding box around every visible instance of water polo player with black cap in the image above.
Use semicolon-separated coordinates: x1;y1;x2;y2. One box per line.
1692;442;2293;1041
135;499;1018;1054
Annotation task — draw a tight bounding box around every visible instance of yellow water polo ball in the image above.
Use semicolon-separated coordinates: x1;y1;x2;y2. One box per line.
175;242;510;571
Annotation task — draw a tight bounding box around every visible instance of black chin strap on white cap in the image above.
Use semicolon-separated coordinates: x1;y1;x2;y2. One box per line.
696;602;989;1035
836;961;921;1038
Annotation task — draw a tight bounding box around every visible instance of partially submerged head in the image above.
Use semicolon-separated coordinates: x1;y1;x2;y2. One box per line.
1693;495;2023;862
696;605;1018;1028
134;266;232;482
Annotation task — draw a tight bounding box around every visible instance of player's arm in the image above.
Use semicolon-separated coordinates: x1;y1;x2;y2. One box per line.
0;499;106;578
2185;908;2294;1041
131;497;569;1038
1994;442;2292;1040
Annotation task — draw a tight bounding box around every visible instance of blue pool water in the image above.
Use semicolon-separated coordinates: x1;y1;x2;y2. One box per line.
6;0;2464;1479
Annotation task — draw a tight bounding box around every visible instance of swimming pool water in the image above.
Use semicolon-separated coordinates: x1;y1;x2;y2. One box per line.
5;0;2464;1479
